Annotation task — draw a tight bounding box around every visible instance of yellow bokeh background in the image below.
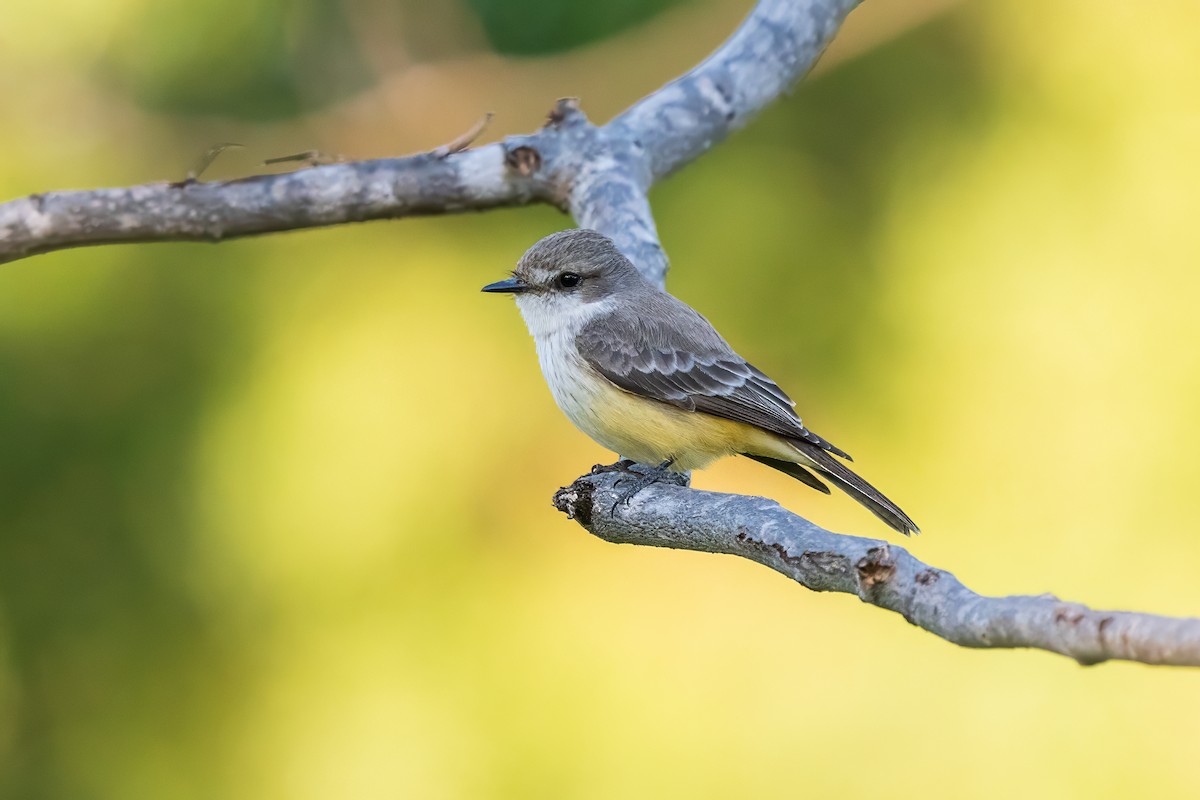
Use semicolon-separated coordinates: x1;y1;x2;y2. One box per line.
1;0;1199;797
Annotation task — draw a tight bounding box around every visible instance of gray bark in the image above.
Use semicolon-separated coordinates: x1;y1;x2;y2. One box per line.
3;0;1197;667
0;0;856;278
555;467;1200;668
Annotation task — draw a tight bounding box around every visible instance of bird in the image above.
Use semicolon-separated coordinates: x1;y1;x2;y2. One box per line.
482;229;918;535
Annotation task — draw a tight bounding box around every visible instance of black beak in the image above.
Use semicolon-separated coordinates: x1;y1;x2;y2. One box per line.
481;277;528;294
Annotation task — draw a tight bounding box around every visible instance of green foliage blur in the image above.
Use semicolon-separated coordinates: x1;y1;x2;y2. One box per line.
2;0;1200;797
102;0;373;120
467;0;689;55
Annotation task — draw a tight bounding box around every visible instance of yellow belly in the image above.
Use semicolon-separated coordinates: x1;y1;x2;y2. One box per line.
573;378;800;471
536;332;800;471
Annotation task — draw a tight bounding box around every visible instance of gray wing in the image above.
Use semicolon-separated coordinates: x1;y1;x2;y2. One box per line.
576;301;851;460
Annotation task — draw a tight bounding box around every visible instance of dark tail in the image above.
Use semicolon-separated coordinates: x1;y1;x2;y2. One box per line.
747;444;920;536
744;454;831;495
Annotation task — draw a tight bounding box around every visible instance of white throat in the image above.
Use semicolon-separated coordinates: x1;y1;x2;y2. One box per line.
514;293;615;340
513;294;618;443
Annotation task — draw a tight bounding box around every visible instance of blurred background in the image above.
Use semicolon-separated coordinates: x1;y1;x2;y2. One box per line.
2;0;1200;796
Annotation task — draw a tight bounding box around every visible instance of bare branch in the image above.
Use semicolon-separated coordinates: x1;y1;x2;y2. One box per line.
554;468;1200;668
9;0;1195;664
0;0;861;279
0;145;542;263
614;0;859;182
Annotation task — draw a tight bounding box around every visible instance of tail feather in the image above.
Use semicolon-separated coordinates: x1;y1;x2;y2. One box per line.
797;442;919;536
743;454;831;495
746;442;920;536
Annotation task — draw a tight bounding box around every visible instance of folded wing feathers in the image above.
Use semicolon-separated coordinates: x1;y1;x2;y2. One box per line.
577;314;853;461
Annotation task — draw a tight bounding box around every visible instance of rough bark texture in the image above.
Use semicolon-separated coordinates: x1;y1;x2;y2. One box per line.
555;468;1200;668
0;0;857;280
0;145;536;264
3;0;1197;667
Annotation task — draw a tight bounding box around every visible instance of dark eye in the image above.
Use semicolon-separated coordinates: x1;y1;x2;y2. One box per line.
558;272;583;289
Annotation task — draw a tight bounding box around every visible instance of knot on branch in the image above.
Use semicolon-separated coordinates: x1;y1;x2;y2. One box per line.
545;97;587;129
504;145;542;177
855;545;896;590
915;569;941;585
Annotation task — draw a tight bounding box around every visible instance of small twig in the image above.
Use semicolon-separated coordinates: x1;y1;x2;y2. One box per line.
181;142;244;184
262;149;346;168
545;98;580;127
433;112;495;159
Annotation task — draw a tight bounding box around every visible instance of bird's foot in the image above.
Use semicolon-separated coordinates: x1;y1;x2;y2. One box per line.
590;459;638;476
610;459;682;515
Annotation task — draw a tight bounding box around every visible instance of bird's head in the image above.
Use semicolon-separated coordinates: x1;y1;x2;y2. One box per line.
482;229;647;336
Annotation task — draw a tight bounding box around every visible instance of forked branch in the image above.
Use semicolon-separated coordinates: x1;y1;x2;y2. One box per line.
0;0;857;276
3;0;1195;666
